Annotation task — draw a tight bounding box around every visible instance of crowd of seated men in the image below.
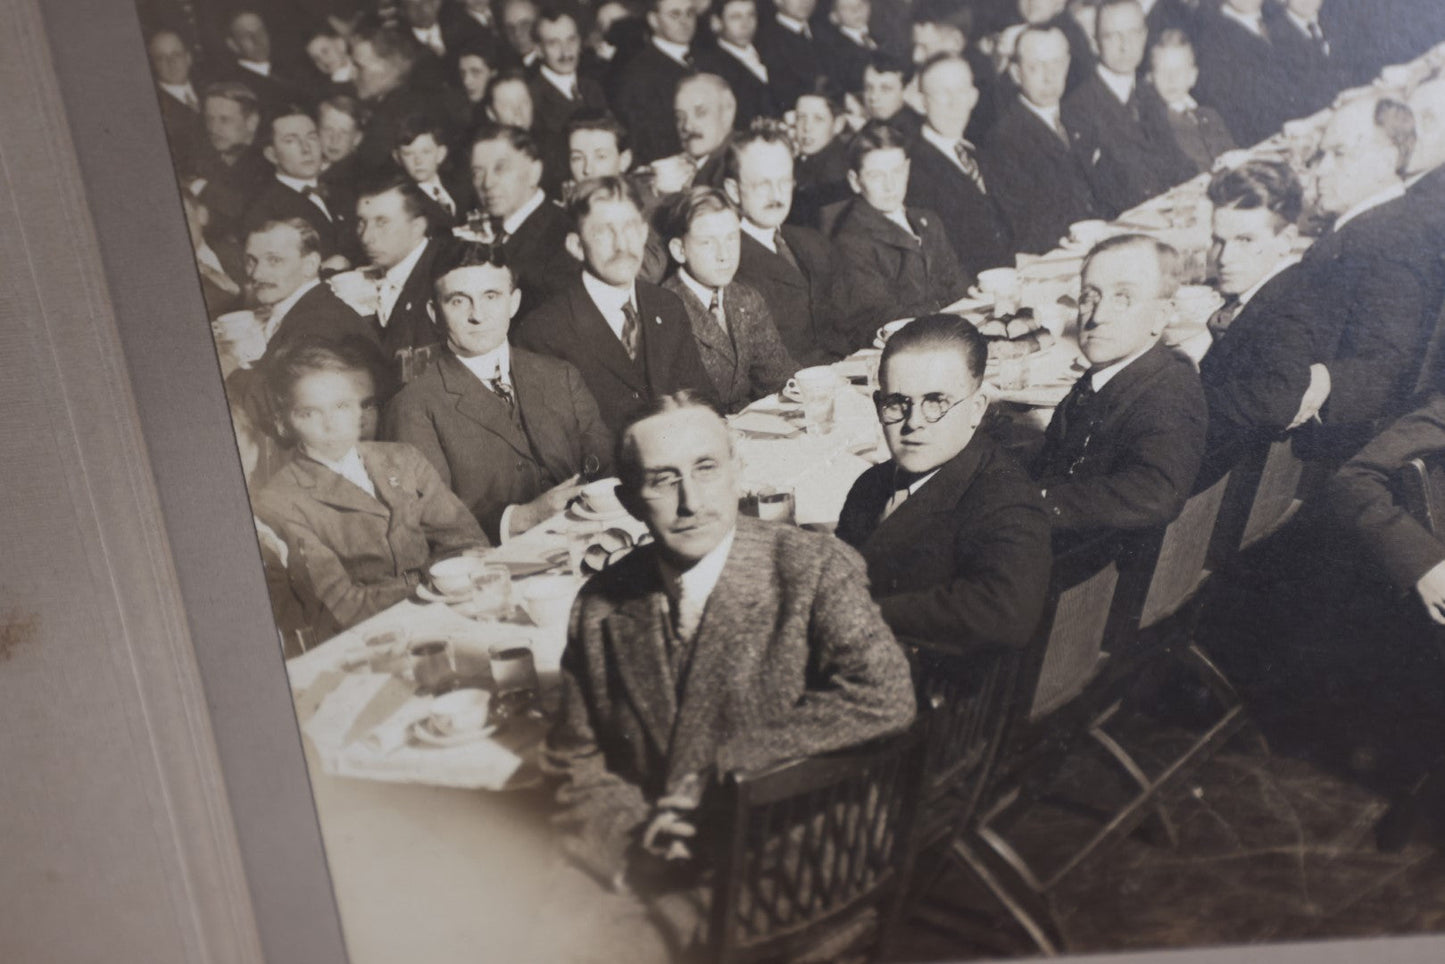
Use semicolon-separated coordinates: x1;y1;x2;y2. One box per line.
139;0;1445;951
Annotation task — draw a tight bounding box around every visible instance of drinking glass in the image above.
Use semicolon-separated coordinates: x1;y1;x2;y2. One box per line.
468;564;513;621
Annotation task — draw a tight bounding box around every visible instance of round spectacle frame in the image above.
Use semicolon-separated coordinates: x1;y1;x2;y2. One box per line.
637;461;727;501
873;388;978;426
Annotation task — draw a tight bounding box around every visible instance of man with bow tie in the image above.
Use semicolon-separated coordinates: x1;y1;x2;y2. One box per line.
382;240;612;542
1032;234;1207;539
543;391;914;942
837;315;1052;656
243;104;357;265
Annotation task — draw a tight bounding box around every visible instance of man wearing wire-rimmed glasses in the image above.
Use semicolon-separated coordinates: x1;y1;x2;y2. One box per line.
838;314;1053;655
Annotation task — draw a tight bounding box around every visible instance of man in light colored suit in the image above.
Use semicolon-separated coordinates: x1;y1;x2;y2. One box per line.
383;240;613;542
543;392;915;944
659;188;796;411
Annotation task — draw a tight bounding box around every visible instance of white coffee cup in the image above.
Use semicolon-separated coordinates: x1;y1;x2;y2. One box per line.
786;365;842;401
875;318;913;345
429;688;491;735
1067;220;1111;248
976;268;1019;296
429;557;486;596
580;478;623;516
522;575;578;627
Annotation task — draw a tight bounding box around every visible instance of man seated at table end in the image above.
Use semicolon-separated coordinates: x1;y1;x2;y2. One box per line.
542;390;915;951
837;314;1052;655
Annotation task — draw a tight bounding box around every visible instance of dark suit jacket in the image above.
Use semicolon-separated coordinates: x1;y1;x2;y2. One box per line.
1159;95;1237;176
1199;262;1330;463
382;348;613;541
791;137;854;232
1264;3;1353;118
829;199;969;352
812;19;873;96
981;97;1103;255
1063;72;1196;218
837;433;1052;653
155;85;206;178
529;73;610;195
735;224;839;365
905;133;1013;285
193;145;274;244
440;4;519;72
374;238;446;381
412;168;475;233
611;43;712;164
710;47;779;128
513;274;719;430
1193;9;1296;147
354;80;472;175
242;176;354;259
755;18;824;111
502;199;579;318
1302;195;1445;433
1328;393;1445;590
253;441;486;635
660;277;797;412
221;60;313;113
1033;342;1208;534
541;516;916;881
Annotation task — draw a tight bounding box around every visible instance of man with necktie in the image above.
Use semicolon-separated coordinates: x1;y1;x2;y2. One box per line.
529;8;609;196
243;104;357;265
515;176;718;430
1144;29;1237;177
543;391;914;948
814;0;878;96
383;240;612;542
392;114;472;230
1193;0;1297;146
611;0;726;163
1032;234;1207;540
146;28;206;177
837;315;1052;656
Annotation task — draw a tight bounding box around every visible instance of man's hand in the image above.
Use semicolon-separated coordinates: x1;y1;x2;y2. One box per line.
640;808;697;862
1416;560;1445;625
1287;363;1331;430
507;474;586;537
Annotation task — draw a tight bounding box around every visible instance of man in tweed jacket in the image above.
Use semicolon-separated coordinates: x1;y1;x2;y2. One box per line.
542;392;915;903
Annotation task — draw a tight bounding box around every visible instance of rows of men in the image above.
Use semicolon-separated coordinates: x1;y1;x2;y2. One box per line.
142;0;1445;937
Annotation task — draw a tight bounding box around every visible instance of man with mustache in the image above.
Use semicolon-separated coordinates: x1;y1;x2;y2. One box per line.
515;176;717;430
671;73;737;190
529;8;609;197
543;390;914;947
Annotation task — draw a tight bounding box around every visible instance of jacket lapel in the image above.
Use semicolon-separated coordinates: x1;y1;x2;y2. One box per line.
864;443;984;561
670;280;738;366
601;569;678;761
569;279;647;391
851;201;922;253
743;232;806;290
293;450;391;518
438;352;535;460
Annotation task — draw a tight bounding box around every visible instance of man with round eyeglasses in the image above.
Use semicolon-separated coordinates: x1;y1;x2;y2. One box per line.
837;314;1052;655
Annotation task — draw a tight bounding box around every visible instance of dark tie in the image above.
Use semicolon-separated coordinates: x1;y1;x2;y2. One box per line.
774;230;800;272
301;184;333;222
1308;21;1329;55
430;184;455;216
708;290;728;334
489;374;516;413
682;51;696;69
1207;297;1244;342
881;466;927;521
1054;373;1097;444
491;215;509;246
953;141;987;194
621;300;641;361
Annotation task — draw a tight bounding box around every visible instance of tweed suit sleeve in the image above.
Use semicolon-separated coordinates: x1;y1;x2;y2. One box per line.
1327;396;1445;589
381;386;452;488
405;447;490;553
542;599;652;884
737;285;798;398
715;540;916;774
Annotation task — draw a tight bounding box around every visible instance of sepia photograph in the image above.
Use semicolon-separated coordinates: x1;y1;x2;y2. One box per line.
90;0;1445;959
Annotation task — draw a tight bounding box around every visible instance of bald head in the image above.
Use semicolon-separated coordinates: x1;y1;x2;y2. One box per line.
1408;74;1445;173
147;30;192;86
676;73;737;159
1313;96;1414;215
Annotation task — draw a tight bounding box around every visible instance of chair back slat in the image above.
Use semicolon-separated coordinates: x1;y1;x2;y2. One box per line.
709;727;926;963
1399;457;1438;536
1028;561;1120;721
1238;437;1304;549
1138;472;1231;629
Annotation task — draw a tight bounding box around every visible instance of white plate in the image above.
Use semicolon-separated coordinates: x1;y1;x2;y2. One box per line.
409;716;497;748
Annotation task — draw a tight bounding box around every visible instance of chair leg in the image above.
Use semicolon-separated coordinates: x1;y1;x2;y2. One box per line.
946;833;1064;956
1088;723;1180;850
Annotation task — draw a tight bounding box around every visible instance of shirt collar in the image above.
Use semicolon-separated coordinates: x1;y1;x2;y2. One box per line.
921;122;973;159
1165;92;1199;112
775;13;808;35
237;58;271;76
159;80;197;102
1089;340;1158;391
310;445;364;478
276;172;320;193
1219;5;1266;37
1236;254;1300;310
677;268;719;308
539;64;577;96
384;237;430;287
1019;93;1063;129
330;63;354;83
503;188;549;236
658;526;736;609
1333;182;1407;232
468;8;492;27
883;208;916;237
740;218;779;252
454;341;513;386
1096;64;1136;105
1283;9;1319;37
413;24;442;43
838;24;870;46
903;467;941;496
264;278;320;338
717;38;763;63
581;269;637;314
652;36;693;66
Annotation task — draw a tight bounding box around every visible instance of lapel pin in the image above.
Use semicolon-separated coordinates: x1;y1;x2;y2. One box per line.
655;315;662;325
388;475;401;488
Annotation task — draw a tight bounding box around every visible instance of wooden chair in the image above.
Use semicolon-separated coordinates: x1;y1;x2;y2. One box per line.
704;725;928;964
1214;435;1307;560
1398;457;1438;536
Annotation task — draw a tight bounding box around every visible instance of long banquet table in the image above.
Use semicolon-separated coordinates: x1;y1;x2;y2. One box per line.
282;47;1445;963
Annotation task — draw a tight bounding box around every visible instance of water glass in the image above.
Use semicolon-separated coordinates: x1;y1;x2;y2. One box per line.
468;564;513;620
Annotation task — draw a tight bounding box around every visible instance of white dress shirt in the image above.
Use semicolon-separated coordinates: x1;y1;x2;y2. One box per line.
581;270;640;342
159;80;199;110
1165;93;1200;113
413;24;446;56
539;64;579;100
502;188;548;237
658;527;737;641
717;39;769;82
1333;182;1407;233
1283;8;1327;50
1219;5;1267;38
455;341;514;391
311;446;377;499
195;242;227;278
838;24;872;49
677;268;725;330
378;238;429;326
775;13;811;39
882;208;917;239
1020;95;1067;137
418;176;456;215
1096;64;1136;106
920;123;980;176
262;278;320;341
237;59;272;77
653;36;693;68
741;218;779;253
277;172;332;220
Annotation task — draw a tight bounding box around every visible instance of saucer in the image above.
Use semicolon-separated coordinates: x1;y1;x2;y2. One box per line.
566;501;630;523
416;583;473;605
409;715;496;747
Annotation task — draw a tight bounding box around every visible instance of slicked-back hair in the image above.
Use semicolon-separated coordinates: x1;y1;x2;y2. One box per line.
846;120;911;173
1207;158;1303;228
614;389;729;488
711;0;756;18
319;93;367;127
394;112;448;149
1012;24;1069;66
1375;97;1418;179
565;109;631;154
532;5;580;42
796;77;846;118
251;217;324;259
428;236;517;292
356;173;432;223
565;174;645;228
267;341;377;413
864;49;914;84
1148;27;1196;62
723;122;797;182
265;102;317;144
910;0;974;38
880;313;988;386
470;119;543;162
202;80;261;118
1083;233;1182;300
483;71;536;114
658;186;738;243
